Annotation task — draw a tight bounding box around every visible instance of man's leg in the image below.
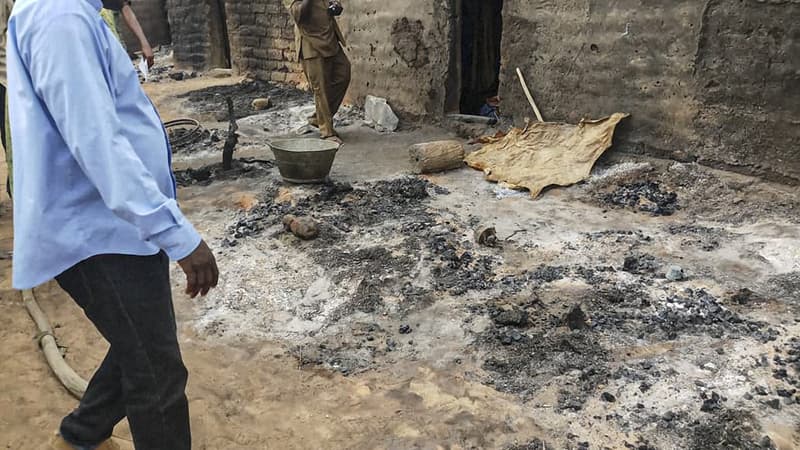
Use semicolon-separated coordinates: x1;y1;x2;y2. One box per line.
55;252;190;450
302;56;336;138
326;50;351;119
0;83;9;198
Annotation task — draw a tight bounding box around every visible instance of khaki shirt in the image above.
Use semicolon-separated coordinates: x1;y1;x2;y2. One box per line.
284;0;345;60
0;0;14;87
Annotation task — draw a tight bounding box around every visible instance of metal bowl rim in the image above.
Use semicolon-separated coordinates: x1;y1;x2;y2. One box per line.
269;138;340;153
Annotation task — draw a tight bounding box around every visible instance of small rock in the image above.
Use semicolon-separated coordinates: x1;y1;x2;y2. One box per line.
639;382;652;393
694;380;707;387
364;95;399;132
759;436;774;449
399;324;412;334
168;71;185;81
703;362;718;371
251;97;272;110
666;265;685;281
744;393;754;400
601;392;617;403
636;403;645;409
776;388;795;397
765;398;781;410
730;288;756;305
493;307;528;327
282;214;319;240
662;411;676;422
700;391;722;412
209;68;233;78
755;385;769;396
565;304;590;330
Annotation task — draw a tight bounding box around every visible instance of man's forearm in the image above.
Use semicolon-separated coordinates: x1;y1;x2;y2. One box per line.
121;5;151;53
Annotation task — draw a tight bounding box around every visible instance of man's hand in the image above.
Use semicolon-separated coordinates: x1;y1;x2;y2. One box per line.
178;240;219;298
142;45;155;68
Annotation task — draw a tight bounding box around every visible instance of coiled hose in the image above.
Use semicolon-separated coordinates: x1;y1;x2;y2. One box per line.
164;118;203;147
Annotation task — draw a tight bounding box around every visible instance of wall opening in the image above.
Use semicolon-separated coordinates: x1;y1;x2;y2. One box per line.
457;0;503;115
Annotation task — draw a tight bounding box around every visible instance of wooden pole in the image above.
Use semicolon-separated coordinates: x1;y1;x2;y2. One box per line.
516;67;544;123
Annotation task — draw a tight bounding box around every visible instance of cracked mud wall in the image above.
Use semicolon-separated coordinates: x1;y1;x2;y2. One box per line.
501;0;800;183
335;1;454;116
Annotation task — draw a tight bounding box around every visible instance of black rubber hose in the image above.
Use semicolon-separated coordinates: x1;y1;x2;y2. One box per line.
164;118;203;147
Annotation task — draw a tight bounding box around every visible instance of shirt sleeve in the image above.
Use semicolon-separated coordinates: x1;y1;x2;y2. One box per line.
285;0;302;23
26;13;201;261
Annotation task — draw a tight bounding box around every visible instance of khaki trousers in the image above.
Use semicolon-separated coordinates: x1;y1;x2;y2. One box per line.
302;48;351;138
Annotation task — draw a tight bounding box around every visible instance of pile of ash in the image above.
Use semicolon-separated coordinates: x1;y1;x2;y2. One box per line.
643;288;778;342
603;181;678;216
227;176;502;318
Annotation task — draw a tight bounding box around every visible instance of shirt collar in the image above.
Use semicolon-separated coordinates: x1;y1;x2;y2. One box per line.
87;0;102;12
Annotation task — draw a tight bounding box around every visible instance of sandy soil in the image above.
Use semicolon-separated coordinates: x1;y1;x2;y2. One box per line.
1;67;799;450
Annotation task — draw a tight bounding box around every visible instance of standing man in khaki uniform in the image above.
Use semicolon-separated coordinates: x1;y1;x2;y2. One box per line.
1;0;13;198
285;0;351;144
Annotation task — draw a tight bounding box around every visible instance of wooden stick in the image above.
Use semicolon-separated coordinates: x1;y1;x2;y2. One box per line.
22;289;88;399
516;67;544;123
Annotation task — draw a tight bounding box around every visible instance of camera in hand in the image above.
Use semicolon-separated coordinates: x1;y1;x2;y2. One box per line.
328;0;343;16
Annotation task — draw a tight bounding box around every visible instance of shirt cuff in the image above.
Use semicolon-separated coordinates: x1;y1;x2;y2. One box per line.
149;220;203;261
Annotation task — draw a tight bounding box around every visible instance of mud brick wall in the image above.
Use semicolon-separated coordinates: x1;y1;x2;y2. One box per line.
221;0;453;116
500;0;800;183
337;2;454;116
165;0;229;70
119;0;172;51
224;0;304;84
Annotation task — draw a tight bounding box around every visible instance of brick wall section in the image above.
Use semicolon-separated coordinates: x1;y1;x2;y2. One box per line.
224;0;304;85
165;0;228;70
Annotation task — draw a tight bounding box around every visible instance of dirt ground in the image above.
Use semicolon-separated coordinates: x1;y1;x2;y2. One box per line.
1;63;799;450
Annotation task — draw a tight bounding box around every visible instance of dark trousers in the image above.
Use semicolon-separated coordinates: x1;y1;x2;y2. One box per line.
55;252;190;450
0;83;8;197
302;48;351;138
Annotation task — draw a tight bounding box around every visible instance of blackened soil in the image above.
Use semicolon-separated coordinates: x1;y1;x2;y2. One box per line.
179;80;311;120
174;158;273;187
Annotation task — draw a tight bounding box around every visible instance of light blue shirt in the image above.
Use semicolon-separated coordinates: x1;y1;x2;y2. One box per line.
8;0;201;289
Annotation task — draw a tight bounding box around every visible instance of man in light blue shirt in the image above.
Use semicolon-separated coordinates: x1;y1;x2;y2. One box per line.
8;0;219;448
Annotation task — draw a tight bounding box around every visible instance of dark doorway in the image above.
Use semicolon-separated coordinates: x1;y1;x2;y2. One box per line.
459;0;503;115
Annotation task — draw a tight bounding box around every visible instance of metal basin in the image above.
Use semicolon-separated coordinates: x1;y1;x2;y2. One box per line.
269;138;340;184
